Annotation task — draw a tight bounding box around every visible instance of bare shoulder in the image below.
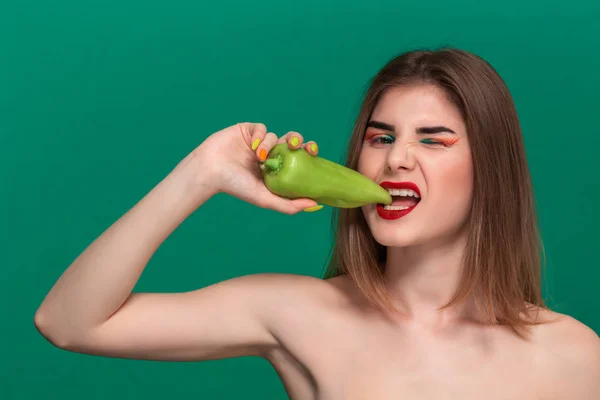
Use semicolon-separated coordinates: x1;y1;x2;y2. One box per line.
246;273;359;361
240;272;358;330
251;272;360;307
530;308;600;398
240;272;353;306
531;308;600;356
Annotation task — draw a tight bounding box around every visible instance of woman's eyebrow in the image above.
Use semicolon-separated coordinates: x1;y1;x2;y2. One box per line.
366;120;395;131
417;126;456;134
367;121;456;135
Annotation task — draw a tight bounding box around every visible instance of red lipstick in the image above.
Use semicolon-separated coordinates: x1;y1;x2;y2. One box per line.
376;181;421;220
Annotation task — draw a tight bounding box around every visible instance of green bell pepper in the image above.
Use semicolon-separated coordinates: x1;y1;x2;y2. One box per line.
260;143;392;208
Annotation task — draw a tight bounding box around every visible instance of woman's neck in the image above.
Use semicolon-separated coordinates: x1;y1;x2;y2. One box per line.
382;232;481;327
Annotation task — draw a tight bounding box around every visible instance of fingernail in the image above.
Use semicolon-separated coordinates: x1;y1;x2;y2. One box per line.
310;143;318;153
252;138;261;151
290;136;300;147
303;205;323;212
259;148;267;161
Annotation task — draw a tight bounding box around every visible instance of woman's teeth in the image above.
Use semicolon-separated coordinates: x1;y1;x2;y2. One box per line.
383;188;421;210
383;205;410;210
386;188;420;198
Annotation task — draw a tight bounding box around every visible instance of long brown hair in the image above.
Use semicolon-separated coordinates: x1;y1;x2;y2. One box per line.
323;48;547;332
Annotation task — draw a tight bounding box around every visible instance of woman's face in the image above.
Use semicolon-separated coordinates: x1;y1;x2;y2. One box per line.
358;84;474;248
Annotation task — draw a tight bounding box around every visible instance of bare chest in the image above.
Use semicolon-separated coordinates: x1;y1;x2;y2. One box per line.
317;343;540;400
270;318;544;400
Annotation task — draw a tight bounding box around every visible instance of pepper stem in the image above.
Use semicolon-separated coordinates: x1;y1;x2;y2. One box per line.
263;155;282;172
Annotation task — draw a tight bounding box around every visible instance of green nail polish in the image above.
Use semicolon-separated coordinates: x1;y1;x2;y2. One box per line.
303;205;323;212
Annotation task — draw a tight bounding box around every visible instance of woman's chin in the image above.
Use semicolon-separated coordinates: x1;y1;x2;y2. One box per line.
371;229;423;248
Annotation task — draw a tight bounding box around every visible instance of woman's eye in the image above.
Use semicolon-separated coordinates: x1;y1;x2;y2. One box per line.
369;135;394;144
420;138;443;145
420;137;458;147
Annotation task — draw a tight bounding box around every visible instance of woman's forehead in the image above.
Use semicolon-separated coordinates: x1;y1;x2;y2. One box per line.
370;86;465;132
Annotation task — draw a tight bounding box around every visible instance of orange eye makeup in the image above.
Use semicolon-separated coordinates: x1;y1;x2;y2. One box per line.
419;137;459;147
364;132;394;145
364;132;459;147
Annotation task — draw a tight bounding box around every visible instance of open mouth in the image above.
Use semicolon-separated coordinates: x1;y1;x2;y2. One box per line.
376;181;421;220
383;188;421;210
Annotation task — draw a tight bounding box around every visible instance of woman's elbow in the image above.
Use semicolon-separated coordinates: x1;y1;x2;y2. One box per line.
34;308;77;350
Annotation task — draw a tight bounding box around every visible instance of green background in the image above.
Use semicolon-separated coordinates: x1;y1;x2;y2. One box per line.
2;0;599;398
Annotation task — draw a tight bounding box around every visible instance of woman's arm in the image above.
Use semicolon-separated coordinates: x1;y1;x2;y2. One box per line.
34;158;281;360
33;123;320;361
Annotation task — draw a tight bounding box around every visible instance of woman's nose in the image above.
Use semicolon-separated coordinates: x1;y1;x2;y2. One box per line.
386;140;417;172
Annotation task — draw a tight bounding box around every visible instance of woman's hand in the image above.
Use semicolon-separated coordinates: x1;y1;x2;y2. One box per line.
189;122;321;214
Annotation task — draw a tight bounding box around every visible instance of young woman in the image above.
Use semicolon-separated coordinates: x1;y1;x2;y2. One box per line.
34;48;599;399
